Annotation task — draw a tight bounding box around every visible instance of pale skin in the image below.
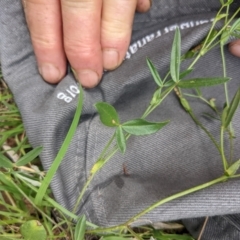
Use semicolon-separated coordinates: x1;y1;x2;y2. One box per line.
23;0;240;88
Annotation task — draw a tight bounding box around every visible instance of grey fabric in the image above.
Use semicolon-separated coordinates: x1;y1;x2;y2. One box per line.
0;0;240;239
183;214;240;240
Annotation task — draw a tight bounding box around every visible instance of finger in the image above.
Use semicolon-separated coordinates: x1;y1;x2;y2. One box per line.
101;0;138;70
136;0;152;13
61;0;102;88
229;39;240;57
24;0;66;83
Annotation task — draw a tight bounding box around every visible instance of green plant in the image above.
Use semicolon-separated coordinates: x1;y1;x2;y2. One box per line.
0;1;240;239
73;1;240;238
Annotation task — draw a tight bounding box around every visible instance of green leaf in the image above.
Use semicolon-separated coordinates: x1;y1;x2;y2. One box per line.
178;77;230;88
170;27;181;82
146;58;163;87
116;126;126;153
74;215;86;240
224;88;240;128
226;159;240;176
230;18;240;32
20;220;47;240
35;84;84;205
15;146;43;167
122;119;169;136
0;152;14;168
95;102;120;127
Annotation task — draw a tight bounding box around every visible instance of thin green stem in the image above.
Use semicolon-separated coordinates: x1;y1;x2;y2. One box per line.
188;111;221;154
98;133;116;160
127;227;143;240
162;71;171;83
221;45;229;106
230;173;240;179
229;133;234;164
183;93;218;113
225;5;230;24
72;174;94;214
141;84;176;118
220;126;228;171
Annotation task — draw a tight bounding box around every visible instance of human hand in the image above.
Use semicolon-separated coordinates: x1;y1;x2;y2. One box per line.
229;39;240;58
23;0;151;88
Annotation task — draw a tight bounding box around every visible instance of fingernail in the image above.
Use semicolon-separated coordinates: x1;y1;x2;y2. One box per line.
39;63;61;83
77;69;99;88
103;49;119;70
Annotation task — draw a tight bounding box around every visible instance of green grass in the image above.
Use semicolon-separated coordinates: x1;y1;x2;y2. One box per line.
0;73;77;239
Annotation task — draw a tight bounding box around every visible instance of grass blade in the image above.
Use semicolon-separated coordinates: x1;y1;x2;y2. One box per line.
74;215;86;240
0;152;14;168
35;84;84;205
15;146;42;167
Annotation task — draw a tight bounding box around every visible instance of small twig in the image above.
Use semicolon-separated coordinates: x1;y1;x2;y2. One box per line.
197;217;209;240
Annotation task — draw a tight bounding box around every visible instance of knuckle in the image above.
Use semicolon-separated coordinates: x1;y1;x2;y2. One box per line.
31;34;58;49
62;0;95;9
102;21;131;41
64;38;99;57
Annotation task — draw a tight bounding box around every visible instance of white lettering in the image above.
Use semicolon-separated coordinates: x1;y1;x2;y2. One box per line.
57;85;80;103
137;38;147;48
164;27;169;33
155;30;162;38
169;25;178;32
129;43;138;54
57;92;72;103
146;33;155;42
70;85;80;94
125;18;212;60
125;51;131;59
180;22;190;29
